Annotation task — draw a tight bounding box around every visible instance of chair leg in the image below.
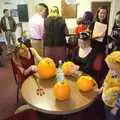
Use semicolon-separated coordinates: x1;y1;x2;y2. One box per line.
17;86;19;105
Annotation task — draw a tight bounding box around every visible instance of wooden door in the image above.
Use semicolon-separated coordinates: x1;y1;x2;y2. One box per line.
91;1;111;19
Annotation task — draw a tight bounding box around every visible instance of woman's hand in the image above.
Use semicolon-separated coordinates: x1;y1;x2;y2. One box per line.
92;32;105;39
24;65;37;76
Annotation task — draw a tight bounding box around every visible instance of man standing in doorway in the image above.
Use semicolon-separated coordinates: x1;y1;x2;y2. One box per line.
29;3;48;56
0;9;17;54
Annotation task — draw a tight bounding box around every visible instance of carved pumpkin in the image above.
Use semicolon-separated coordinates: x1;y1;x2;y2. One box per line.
62;61;79;76
37;58;56;79
76;76;96;92
53;80;71;101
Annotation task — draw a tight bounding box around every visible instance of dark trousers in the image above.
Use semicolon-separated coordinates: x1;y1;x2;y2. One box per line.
44;46;66;67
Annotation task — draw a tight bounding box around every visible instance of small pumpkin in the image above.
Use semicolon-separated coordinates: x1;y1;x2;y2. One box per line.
76;76;96;92
62;61;79;76
53;80;71;101
37;58;56;79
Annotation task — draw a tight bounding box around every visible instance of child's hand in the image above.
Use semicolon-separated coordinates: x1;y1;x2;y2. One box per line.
30;65;37;72
69;64;80;76
93;86;103;95
24;65;37;76
111;107;119;116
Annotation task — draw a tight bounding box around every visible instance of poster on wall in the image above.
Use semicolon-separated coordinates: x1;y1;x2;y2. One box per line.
61;0;77;18
17;4;29;22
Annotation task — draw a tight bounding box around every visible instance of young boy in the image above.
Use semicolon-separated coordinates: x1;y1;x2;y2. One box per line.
96;51;120;120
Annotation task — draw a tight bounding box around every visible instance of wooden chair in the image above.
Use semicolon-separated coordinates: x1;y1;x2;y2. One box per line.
66;34;78;60
11;58;22;104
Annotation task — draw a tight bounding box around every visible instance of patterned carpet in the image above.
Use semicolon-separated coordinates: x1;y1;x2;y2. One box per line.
0;43;105;120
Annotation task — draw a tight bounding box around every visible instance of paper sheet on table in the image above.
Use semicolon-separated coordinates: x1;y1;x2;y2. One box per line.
92;21;107;42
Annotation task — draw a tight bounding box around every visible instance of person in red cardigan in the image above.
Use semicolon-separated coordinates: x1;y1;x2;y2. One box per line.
74;17;87;37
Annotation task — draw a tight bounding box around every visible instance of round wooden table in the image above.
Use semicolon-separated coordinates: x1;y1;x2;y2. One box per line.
21;72;98;115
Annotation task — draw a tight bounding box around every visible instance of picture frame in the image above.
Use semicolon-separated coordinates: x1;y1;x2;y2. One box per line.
61;0;77;18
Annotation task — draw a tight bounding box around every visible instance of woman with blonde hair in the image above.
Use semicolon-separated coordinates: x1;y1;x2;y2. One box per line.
12;43;41;84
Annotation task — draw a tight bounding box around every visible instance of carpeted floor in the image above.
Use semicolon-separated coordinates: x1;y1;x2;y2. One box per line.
0;43;105;120
0;43;17;120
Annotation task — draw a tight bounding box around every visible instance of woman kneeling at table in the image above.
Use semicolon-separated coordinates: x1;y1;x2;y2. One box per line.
12;43;41;84
71;31;102;85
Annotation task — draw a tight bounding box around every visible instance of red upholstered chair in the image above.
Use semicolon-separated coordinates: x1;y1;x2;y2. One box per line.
4;109;39;120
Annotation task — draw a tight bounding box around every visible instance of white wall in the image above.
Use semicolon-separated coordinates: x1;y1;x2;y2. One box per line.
34;0;111;31
0;0;118;39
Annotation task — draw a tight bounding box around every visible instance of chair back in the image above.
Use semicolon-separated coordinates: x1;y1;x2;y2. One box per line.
11;57;23;104
66;35;78;49
11;58;18;85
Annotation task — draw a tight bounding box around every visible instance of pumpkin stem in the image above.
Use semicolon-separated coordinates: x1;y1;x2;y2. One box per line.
32;74;40;89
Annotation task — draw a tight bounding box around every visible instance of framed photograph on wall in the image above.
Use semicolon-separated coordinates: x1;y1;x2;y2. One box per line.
61;0;77;18
17;4;29;22
10;9;18;17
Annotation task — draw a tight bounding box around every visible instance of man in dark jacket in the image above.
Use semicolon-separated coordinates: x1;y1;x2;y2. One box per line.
0;9;16;54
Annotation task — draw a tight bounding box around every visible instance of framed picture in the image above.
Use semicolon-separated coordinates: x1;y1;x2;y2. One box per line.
10;9;18;17
61;0;77;18
17;4;29;22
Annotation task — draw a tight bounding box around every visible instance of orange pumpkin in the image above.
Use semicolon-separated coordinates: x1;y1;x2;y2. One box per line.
62;61;79;76
53;80;71;101
76;76;96;92
37;58;56;79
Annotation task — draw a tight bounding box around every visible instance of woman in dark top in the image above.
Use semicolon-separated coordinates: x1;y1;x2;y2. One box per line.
71;32;98;82
89;6;109;54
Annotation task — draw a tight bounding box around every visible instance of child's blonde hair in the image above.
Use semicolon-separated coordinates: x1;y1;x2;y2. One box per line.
13;43;27;64
105;51;120;65
49;6;59;16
